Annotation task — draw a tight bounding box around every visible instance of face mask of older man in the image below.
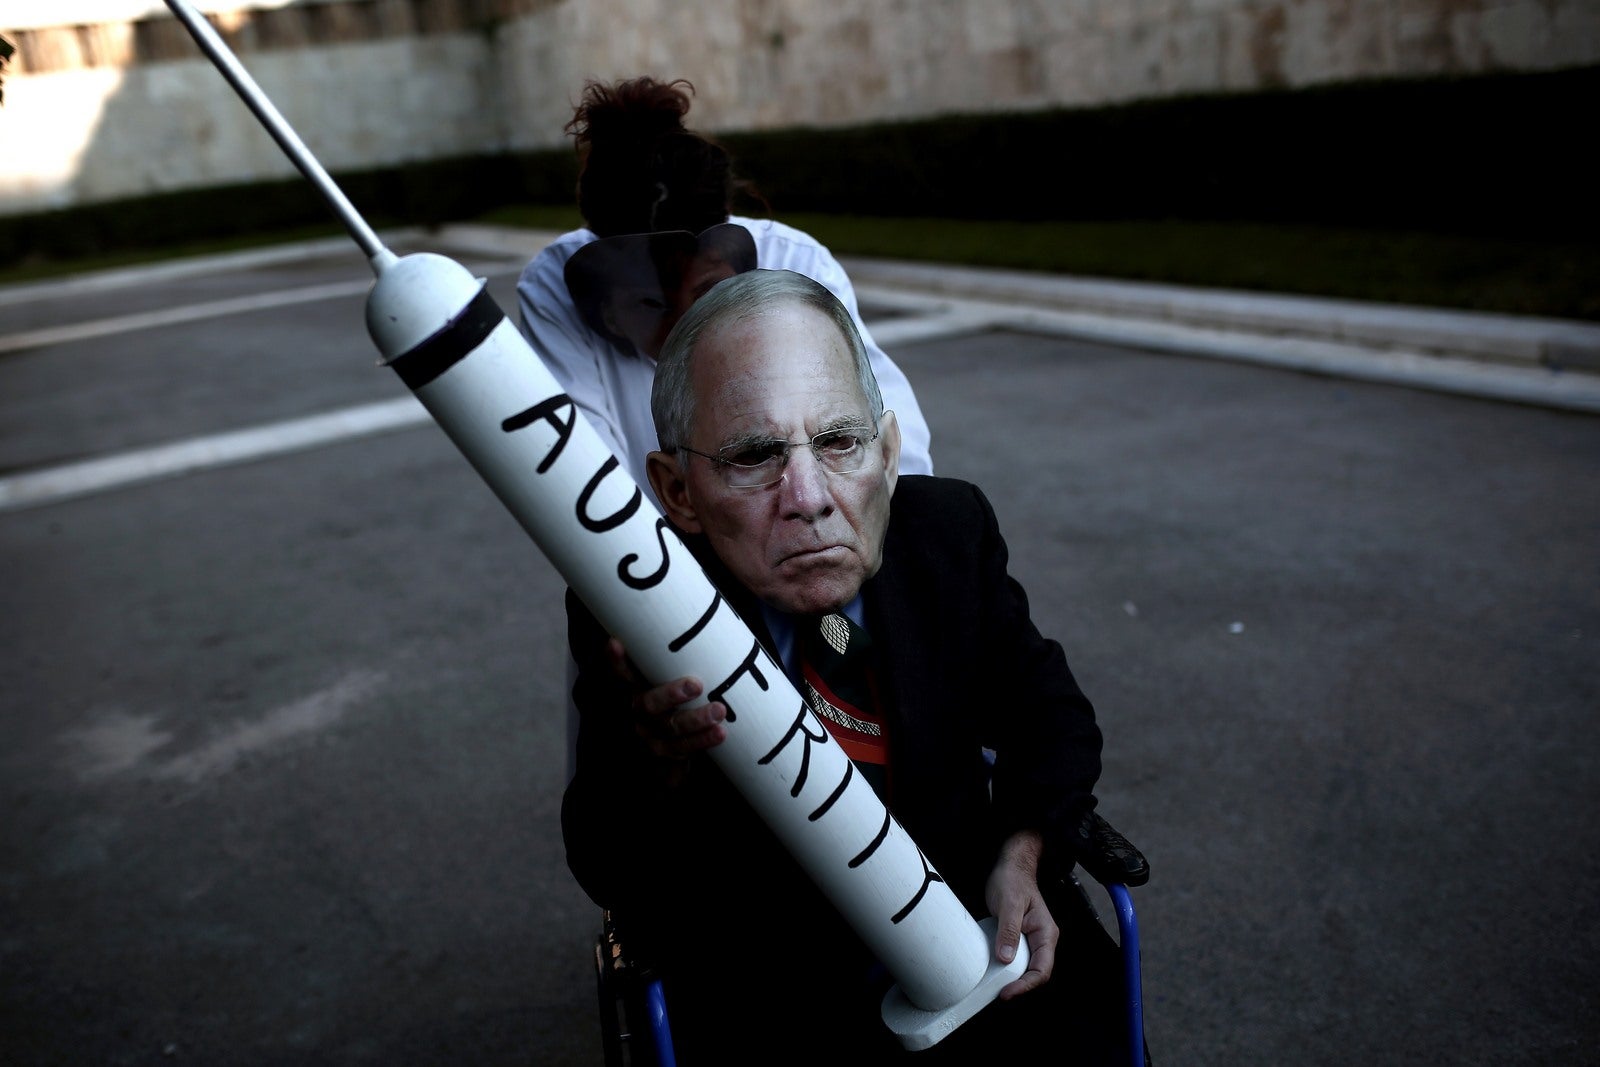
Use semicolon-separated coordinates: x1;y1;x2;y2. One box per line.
645;280;901;617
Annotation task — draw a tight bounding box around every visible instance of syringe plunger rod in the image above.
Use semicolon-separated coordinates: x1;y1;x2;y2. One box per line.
161;0;392;271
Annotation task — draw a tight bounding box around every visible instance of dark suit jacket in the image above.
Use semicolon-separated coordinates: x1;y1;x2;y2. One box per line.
560;476;1108;1059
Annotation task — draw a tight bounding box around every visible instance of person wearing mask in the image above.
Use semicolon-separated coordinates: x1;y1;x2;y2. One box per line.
515;75;934;491
561;270;1142;1065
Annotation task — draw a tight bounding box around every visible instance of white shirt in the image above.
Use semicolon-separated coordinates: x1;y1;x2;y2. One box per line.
514;216;935;490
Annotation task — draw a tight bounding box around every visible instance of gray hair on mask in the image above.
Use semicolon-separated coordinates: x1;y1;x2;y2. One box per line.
651;269;884;452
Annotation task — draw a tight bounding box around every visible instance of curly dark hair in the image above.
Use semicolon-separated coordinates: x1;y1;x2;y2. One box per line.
567;76;762;237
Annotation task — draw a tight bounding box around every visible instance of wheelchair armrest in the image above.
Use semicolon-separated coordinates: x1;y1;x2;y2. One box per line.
1070;811;1150;888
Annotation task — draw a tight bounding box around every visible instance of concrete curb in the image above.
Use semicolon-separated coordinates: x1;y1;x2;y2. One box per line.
834;255;1600;415
862;293;1600;415
838;257;1600;373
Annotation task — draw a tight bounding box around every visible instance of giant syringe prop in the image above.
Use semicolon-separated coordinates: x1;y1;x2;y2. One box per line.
162;0;1025;1048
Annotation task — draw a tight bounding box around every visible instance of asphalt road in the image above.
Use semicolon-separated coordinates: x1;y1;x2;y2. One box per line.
2;235;1597;1065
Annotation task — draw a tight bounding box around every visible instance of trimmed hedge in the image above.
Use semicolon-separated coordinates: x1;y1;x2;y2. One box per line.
0;153;549;269
720;65;1600;237
2;65;1594;269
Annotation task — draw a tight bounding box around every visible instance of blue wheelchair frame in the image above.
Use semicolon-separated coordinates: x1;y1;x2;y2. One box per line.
593;811;1148;1067
1108;882;1145;1065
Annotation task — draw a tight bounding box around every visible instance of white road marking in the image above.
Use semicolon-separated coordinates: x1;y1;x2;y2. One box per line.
0;235;380;309
0;397;430;512
0;280;373;354
0;258;522;354
61;669;386;784
153;669;385;784
0;247;536;513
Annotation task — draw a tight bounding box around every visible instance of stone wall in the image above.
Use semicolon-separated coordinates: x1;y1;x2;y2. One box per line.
494;0;1600;141
3;0;1597;215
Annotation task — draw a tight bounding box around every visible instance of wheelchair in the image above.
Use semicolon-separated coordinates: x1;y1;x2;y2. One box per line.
591;810;1149;1067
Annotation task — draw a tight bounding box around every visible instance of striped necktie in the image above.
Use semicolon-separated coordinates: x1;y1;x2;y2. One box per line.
799;613;890;784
